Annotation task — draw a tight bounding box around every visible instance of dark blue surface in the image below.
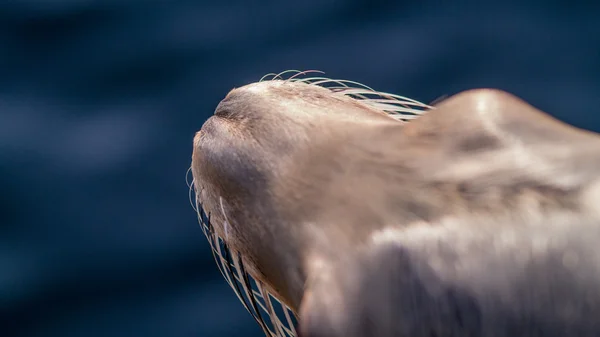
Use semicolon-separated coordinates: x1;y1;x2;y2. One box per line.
2;1;599;337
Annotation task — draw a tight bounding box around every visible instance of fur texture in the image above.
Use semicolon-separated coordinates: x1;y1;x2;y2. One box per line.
191;71;600;337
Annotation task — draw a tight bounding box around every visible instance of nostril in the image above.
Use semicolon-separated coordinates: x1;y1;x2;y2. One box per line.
213;99;232;118
213;90;249;121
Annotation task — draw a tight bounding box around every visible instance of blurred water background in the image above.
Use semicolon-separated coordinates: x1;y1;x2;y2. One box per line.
1;1;599;337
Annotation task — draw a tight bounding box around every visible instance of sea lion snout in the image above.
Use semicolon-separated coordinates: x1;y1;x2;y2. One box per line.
191;79;416;311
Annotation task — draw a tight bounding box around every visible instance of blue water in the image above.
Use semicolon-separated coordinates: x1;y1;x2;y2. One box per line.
1;1;599;337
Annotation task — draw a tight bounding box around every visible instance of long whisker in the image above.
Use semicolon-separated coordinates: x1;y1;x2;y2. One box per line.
260;73;279;82
273;70;303;81
220;196;231;241
186;166;197;212
265;71;432;118
286;70;326;83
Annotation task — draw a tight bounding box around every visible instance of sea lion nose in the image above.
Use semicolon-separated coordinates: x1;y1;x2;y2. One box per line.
213;94;243;120
214;81;278;120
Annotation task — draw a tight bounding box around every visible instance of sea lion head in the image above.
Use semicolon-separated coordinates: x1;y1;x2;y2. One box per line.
191;71;600;337
191;76;429;306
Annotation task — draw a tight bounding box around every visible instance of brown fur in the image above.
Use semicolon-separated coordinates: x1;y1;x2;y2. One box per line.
192;79;600;337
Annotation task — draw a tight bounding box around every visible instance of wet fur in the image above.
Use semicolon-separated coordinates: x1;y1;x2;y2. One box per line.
191;75;600;337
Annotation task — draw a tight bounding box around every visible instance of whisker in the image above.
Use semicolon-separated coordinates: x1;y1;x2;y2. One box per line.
188;179;197;212
272;69;302;81
260;73;279;82
220;196;231;241
286;70;325;83
185;166;193;188
186;167;198;212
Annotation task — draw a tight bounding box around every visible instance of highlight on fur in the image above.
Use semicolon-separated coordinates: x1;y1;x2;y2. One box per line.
187;70;432;337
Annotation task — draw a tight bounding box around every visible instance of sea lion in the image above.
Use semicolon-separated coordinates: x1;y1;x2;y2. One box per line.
190;72;600;337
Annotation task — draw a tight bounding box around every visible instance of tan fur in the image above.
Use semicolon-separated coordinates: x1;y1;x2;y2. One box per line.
192;79;600;337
